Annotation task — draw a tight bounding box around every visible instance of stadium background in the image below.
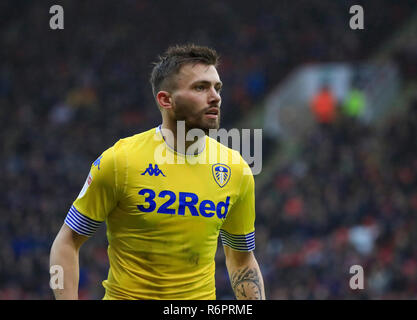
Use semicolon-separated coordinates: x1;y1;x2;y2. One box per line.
1;0;417;299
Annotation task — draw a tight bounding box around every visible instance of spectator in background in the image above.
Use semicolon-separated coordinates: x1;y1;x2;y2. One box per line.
310;84;337;127
343;86;366;119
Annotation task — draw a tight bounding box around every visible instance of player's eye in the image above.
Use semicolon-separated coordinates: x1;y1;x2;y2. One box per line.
195;85;205;91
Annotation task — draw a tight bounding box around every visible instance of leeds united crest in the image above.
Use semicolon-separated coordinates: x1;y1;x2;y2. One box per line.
212;163;231;188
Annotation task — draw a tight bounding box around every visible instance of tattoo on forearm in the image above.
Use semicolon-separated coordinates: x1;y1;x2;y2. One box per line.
230;267;263;300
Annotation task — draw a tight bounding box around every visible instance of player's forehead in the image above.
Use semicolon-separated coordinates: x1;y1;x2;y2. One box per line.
176;63;221;87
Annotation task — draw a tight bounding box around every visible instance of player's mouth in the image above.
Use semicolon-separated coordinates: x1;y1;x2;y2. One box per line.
204;107;219;119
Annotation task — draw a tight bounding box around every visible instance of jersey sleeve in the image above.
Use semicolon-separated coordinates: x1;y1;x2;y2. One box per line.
65;146;120;237
220;162;256;251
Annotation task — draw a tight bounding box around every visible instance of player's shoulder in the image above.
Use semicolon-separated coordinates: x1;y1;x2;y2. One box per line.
109;126;158;153
92;127;157;168
205;135;252;176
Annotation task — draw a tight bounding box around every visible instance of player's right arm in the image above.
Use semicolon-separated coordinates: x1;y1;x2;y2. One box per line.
50;224;89;299
49;145;122;299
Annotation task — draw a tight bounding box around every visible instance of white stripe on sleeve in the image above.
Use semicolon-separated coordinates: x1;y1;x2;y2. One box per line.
64;205;101;237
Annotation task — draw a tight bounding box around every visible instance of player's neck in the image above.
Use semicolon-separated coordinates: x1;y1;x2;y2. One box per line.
160;121;206;156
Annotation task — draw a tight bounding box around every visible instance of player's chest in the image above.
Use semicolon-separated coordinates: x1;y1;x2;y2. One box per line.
118;159;239;223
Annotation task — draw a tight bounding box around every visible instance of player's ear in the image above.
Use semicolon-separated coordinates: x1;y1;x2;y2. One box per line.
156;91;172;110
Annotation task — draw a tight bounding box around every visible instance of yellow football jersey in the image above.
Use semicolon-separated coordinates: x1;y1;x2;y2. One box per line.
65;126;256;300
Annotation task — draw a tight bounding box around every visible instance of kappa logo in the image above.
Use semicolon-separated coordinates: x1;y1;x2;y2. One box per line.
141;164;166;177
93;155;103;170
212;163;231;188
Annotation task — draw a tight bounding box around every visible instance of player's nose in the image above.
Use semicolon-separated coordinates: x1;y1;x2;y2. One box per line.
208;87;221;104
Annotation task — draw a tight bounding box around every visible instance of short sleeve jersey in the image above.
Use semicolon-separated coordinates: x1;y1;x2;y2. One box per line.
65;126;256;299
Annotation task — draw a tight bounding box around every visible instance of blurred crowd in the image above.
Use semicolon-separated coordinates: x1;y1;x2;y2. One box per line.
0;0;416;299
245;98;417;299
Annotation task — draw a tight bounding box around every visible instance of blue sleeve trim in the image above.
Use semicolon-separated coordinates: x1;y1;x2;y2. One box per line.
219;229;255;251
64;205;101;237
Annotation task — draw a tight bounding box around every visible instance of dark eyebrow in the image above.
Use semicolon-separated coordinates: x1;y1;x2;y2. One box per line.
192;80;223;87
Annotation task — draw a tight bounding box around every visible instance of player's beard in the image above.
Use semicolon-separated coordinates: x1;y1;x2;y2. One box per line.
171;99;220;135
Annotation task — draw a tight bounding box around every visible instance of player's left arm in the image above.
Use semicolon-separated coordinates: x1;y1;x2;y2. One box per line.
224;246;265;300
221;157;265;299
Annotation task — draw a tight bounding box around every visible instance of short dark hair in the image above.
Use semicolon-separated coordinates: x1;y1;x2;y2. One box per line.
149;44;220;98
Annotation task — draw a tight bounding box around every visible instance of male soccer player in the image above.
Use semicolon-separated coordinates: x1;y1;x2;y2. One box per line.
50;44;265;300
